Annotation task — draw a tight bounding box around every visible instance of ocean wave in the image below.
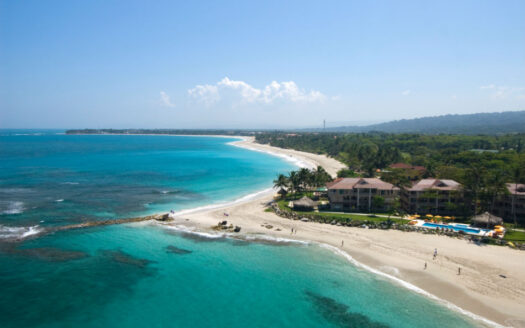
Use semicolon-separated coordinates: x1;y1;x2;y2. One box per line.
56;199;64;202
0;225;43;240
169;188;274;217
61;182;79;185
1;201;25;215
231;141;314;170
159;223;228;239
0;187;33;194
318;244;503;328
242;234;310;245
13;133;43;136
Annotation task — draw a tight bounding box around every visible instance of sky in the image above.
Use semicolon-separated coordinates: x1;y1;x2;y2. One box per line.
1;0;524;129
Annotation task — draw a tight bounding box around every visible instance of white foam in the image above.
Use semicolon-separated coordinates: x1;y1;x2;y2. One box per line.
318;244;504;328
0;225;43;240
1;201;25;215
170;187;275;218
56;199;64;202
243;234;310;245
159;223;227;239
230;140;315;170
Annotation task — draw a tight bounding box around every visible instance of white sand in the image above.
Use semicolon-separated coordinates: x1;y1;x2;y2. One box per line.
159;136;525;327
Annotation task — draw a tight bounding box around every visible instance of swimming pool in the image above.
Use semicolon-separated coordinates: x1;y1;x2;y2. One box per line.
422;222;490;235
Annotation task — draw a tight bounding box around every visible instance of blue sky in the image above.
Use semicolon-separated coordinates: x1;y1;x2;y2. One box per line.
1;0;524;129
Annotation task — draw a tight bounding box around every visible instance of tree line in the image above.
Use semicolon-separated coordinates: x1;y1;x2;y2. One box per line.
273;166;332;194
259;132;525;224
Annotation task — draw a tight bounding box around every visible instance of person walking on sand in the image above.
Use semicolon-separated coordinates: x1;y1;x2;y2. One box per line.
424;262;427;270
341;240;344;247
458;267;461;275
433;248;437;260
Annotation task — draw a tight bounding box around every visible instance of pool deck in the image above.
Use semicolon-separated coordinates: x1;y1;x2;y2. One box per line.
411;219;500;237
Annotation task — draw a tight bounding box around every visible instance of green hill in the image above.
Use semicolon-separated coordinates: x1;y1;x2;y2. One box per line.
325;111;525;135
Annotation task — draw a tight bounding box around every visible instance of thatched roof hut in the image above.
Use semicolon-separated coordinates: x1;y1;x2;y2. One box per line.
277;188;288;196
471;212;503;228
292;196;317;211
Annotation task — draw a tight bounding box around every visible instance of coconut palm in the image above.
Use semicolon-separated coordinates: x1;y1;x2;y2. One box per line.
273;174;289;190
312;166;331;187
288;171;301;194
511;165;524;227
297;168;312;190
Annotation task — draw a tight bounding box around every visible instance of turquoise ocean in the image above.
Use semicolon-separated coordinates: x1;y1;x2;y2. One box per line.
0;131;493;327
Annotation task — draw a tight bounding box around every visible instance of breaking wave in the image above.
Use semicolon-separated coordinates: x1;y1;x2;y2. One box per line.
0;225;43;240
1;201;25;215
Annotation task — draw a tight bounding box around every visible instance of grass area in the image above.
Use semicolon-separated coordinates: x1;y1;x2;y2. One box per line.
503;229;525;242
276;199;406;224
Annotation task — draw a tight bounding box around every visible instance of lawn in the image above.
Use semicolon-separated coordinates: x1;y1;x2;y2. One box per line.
276;199;407;224
503;229;525;242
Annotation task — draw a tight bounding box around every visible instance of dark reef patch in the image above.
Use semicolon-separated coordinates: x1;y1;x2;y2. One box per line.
0;243;88;262
101;249;154;268
305;290;390;328
166;245;192;254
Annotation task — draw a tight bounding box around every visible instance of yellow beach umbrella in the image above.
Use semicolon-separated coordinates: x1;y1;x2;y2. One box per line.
426;214;433;217
413;214;420;218
494;225;504;229
434;215;442;219
443;216;452;219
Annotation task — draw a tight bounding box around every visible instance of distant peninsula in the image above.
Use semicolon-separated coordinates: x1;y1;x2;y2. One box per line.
66;110;525;136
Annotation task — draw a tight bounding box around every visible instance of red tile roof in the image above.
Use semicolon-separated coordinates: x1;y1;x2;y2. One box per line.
327;178;399;191
408;179;461;191
389;163;426;172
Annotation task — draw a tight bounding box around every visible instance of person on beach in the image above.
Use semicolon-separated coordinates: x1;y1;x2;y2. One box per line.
458;267;461;275
424;262;427;270
291;228;294;234
341;240;344;247
433;248;437;260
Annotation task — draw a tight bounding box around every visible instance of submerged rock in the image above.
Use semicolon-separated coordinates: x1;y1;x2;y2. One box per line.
305;290;389;328
101;250;154;268
3;246;88;262
165;245;192;255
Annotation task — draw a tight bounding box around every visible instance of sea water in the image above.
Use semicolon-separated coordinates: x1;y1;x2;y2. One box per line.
0;131;491;327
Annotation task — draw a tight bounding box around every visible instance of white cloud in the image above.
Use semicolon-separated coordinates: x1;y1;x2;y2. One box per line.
160;91;175;108
188;77;326;106
480;84;525;99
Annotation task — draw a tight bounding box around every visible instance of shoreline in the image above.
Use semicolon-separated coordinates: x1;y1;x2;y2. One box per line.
158;136;524;328
7;133;524;326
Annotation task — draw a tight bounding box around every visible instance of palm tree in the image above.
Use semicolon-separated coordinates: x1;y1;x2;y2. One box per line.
288;171;301;194
486;171;508;213
312;166;331;187
273;174;289;190
463;165;486;215
511;165;524;227
298;168;312;191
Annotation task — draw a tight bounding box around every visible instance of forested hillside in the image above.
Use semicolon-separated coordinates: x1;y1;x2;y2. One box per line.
321;111;525;134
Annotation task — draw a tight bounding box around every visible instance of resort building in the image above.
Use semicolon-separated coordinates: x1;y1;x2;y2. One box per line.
403;178;462;215
492;183;525;223
326;178;400;212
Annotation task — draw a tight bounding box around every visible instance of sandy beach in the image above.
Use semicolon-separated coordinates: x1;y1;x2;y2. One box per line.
159;136;525;328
